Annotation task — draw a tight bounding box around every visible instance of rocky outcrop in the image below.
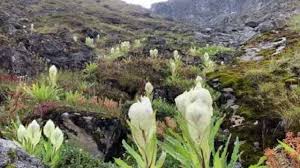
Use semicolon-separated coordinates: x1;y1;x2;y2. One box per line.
25;108;127;162
0;28;95;76
152;0;300;46
0;139;45;168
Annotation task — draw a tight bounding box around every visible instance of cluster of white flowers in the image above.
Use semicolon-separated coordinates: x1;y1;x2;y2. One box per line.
17;120;64;152
150;49;158;58
85;37;95;48
49;65;58;87
133;39;142;49
43;120;64;151
120;41;131;52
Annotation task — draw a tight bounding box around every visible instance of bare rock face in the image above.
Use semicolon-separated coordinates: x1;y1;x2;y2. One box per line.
0;139;45;168
152;0;300;45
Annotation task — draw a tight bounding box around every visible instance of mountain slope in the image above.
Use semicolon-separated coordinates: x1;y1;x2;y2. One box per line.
0;0;196;75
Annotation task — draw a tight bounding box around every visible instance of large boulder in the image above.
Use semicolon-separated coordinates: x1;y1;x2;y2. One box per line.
0;139;45;168
25;107;127;162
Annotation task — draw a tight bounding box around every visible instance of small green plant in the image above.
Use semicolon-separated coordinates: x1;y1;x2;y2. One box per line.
202;53;216;76
152;98;177;117
168;50;183;81
24;65;60;102
65;91;84;105
83;62;98;80
57;144;116;168
17;120;64;167
23;83;59;102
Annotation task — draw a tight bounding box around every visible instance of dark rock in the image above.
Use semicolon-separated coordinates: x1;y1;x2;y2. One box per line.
24;30;95;70
257;20;275;33
0;139;45;168
245;21;260;28
81;28;101;38
25;108;127;162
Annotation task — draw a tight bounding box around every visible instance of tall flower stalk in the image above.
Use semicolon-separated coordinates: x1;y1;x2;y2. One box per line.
116;84;166;168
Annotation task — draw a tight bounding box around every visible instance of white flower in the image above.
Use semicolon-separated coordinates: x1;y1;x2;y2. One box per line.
121;41;130;51
128;97;156;147
73;36;78;42
43;120;55;139
50;127;64;151
145;82;154;97
49;65;58;86
17;124;27;142
175;87;213;143
27;120;41;147
111;47;115;54
150;49;158;58
195;76;203;88
170;61;176;76
173;50;181;61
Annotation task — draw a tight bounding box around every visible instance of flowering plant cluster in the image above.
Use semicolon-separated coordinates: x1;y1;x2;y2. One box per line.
17;119;64;168
117;77;241;168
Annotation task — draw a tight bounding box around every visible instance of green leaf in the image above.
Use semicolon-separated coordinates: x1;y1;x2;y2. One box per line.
248;156;267;168
228;137;241;168
156;152;166;168
115;158;133;168
122;140;145;167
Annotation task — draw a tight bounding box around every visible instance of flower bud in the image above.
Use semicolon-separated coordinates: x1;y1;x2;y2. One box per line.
50;127;64;151
43;120;55;139
175;86;213;143
27;120;41;147
17;124;27;142
49;65;58;87
128;97;156;147
145;82;154;97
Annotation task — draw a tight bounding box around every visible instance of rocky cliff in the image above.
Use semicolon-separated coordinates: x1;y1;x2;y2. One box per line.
152;0;300;45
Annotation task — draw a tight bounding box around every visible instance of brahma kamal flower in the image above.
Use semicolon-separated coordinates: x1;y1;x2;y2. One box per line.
43;119;56;139
145;82;154;97
27;120;42;148
128;97;156;148
195;76;203;88
17;124;27;143
50;127;64;151
49;65;58;86
175;85;213;144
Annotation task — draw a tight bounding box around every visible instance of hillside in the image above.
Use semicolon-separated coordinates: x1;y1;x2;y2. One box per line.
0;0;196;76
